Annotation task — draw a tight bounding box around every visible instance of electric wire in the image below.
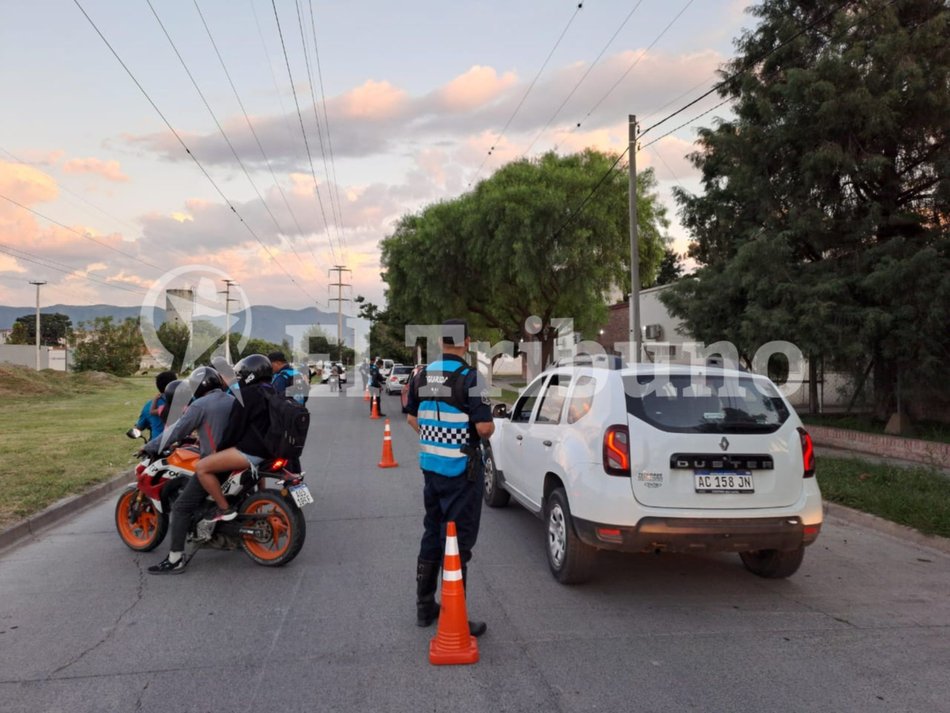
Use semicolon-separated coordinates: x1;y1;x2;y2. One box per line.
146;0;314;276
71;0;317;303
307;0;348;258
575;0;696;132
192;0;326;275
271;0;338;266
0;192;163;272
0;241;149;296
294;0;345;259
522;0;646;158
468;1;584;186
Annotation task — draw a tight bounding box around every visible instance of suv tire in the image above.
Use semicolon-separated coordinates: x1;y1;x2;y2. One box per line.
545;487;595;584
483;445;509;508
739;546;805;578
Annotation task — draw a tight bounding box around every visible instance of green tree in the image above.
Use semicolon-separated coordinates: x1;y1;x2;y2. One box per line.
653;247;684;286
156;321;190;373
382;150;669;365
662;0;950;420
72;317;144;377
7;313;71;346
354;296;414;364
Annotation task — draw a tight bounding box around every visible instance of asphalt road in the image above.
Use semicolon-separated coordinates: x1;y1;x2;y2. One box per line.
2;384;949;713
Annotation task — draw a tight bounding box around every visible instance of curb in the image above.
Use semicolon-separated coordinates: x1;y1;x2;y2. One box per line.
0;470;133;554
823;501;950;556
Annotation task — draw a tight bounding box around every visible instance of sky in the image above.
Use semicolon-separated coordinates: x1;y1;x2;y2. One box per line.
0;0;753;317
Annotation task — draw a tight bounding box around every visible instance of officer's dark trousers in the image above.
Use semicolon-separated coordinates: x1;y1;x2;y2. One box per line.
418;462;484;565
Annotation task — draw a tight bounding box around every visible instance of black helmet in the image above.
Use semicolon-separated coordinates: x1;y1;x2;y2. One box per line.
188;366;224;399
235;354;273;385
160;379;185;425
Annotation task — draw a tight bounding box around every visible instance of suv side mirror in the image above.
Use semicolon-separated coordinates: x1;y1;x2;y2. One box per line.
492;403;509;419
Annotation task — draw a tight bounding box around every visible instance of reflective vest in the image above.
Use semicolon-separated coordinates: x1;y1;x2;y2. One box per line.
417;359;472;477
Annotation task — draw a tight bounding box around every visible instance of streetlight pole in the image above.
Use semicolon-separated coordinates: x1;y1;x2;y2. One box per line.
628;115;641;364
29;280;46;371
219;279;238;365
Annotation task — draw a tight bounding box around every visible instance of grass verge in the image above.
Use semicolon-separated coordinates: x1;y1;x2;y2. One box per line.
819;456;950;538
801;413;950;444
0;369;155;530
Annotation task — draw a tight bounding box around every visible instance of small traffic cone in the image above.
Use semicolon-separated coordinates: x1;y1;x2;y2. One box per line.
370;395;381;420
363;385;370;402
378;419;399;468
429;522;479;665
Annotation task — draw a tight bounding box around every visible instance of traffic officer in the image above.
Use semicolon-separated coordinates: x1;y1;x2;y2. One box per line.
404;318;493;637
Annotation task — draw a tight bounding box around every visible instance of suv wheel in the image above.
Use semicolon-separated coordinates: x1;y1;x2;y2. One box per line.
482;445;509;508
544;488;595;584
739;546;805;578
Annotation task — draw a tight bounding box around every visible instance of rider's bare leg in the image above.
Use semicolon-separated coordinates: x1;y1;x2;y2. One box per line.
194;448;251;510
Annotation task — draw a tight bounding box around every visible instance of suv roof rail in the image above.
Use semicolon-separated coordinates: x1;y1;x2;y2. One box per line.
552;354;623;369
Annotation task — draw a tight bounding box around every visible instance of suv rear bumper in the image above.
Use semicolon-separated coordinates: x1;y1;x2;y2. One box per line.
573;515;820;554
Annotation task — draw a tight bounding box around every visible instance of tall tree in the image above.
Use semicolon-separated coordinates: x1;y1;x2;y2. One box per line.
663;0;950;419
7;313;71;346
382;150;669;365
72;317;145;377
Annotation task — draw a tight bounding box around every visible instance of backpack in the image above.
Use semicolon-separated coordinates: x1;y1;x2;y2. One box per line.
260;388;311;459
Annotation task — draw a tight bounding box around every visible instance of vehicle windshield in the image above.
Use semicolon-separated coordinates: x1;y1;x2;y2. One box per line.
393;366;412;375
623;373;790;434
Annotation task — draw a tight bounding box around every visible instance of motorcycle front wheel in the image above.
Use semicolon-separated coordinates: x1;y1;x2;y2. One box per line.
115;485;168;551
239;492;306;566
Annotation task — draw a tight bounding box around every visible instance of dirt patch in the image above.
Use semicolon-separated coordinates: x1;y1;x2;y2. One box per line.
0;365;124;398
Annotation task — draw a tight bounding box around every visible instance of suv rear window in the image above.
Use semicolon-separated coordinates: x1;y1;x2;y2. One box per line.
623;374;790;434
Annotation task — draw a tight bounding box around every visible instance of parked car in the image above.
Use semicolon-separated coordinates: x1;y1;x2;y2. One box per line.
485;360;822;584
385;365;414;394
320;362;347;384
380;358;395;378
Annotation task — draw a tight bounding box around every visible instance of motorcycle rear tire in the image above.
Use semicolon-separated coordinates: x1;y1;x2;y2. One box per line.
115;485;168;552
239;492;306;567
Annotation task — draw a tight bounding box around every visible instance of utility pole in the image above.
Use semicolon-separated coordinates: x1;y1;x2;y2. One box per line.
29;281;46;371
219;279;238;365
328;266;351;362
628;114;641;364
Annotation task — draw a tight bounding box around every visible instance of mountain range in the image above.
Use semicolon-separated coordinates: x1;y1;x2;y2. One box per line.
0;304;359;348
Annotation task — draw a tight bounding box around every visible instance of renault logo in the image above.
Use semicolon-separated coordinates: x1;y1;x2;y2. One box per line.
719;437;729;451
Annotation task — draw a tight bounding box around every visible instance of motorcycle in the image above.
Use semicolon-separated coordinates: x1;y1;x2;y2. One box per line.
114;429;312;567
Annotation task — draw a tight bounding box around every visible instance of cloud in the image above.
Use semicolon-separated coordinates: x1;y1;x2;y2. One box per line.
0;160;59;205
434;65;518;112
62;157;129;182
339;80;410;120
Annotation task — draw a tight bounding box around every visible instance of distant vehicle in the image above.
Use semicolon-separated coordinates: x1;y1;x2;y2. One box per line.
385;365;414;394
320;362;347;384
380;358;395;378
400;364;425;410
485;361;822;584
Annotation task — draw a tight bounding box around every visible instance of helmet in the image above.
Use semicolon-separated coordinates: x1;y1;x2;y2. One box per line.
235;354;273;385
188;366;224;399
160;379;185;425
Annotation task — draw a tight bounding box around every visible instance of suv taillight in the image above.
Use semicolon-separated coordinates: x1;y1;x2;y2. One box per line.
797;427;815;478
603;425;631;477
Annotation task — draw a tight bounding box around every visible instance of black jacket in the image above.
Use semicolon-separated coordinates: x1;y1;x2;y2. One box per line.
224;382;272;458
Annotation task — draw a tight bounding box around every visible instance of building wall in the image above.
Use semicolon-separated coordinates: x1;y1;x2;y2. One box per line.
0;345;70;371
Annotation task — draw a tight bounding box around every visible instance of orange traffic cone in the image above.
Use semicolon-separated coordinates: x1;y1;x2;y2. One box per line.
429;521;479;665
370;395;381;420
363;386;370;402
378;419;398;468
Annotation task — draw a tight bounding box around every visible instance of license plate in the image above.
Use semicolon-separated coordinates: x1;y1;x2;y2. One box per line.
694;470;754;493
289;483;314;507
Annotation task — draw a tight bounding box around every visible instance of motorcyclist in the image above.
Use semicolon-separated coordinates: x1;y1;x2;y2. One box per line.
130;370;176;439
269;351;308;405
145;365;236;575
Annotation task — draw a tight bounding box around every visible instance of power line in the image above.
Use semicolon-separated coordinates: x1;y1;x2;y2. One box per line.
0;241;148;296
575;0;696;132
192;0;325;277
271;0;338;266
522;0;646;158
640;97;732;149
294;0;345;260
71;0;317;303
469;1;584;186
0;192;163;272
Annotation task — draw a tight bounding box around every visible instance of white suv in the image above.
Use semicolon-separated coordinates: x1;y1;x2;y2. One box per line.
485;361;822;583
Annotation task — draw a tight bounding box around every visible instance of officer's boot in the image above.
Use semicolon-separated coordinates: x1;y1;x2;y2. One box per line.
461;564;487;638
416;558;441;627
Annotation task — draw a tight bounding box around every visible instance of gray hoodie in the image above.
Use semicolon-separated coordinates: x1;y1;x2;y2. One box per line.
144;389;235;458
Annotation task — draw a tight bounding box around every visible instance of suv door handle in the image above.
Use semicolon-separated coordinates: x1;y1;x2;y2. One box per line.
543;440;553;447
515;435;523;441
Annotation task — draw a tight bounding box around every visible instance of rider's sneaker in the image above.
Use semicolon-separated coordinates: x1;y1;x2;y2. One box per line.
147;555;186;575
206;507;237;523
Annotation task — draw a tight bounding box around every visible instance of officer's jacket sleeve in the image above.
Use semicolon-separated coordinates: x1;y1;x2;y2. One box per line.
404;370;421;417
464;370;492;423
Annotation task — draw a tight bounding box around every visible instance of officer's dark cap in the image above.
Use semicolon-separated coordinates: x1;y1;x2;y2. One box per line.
267;351;287;363
441;318;469;346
